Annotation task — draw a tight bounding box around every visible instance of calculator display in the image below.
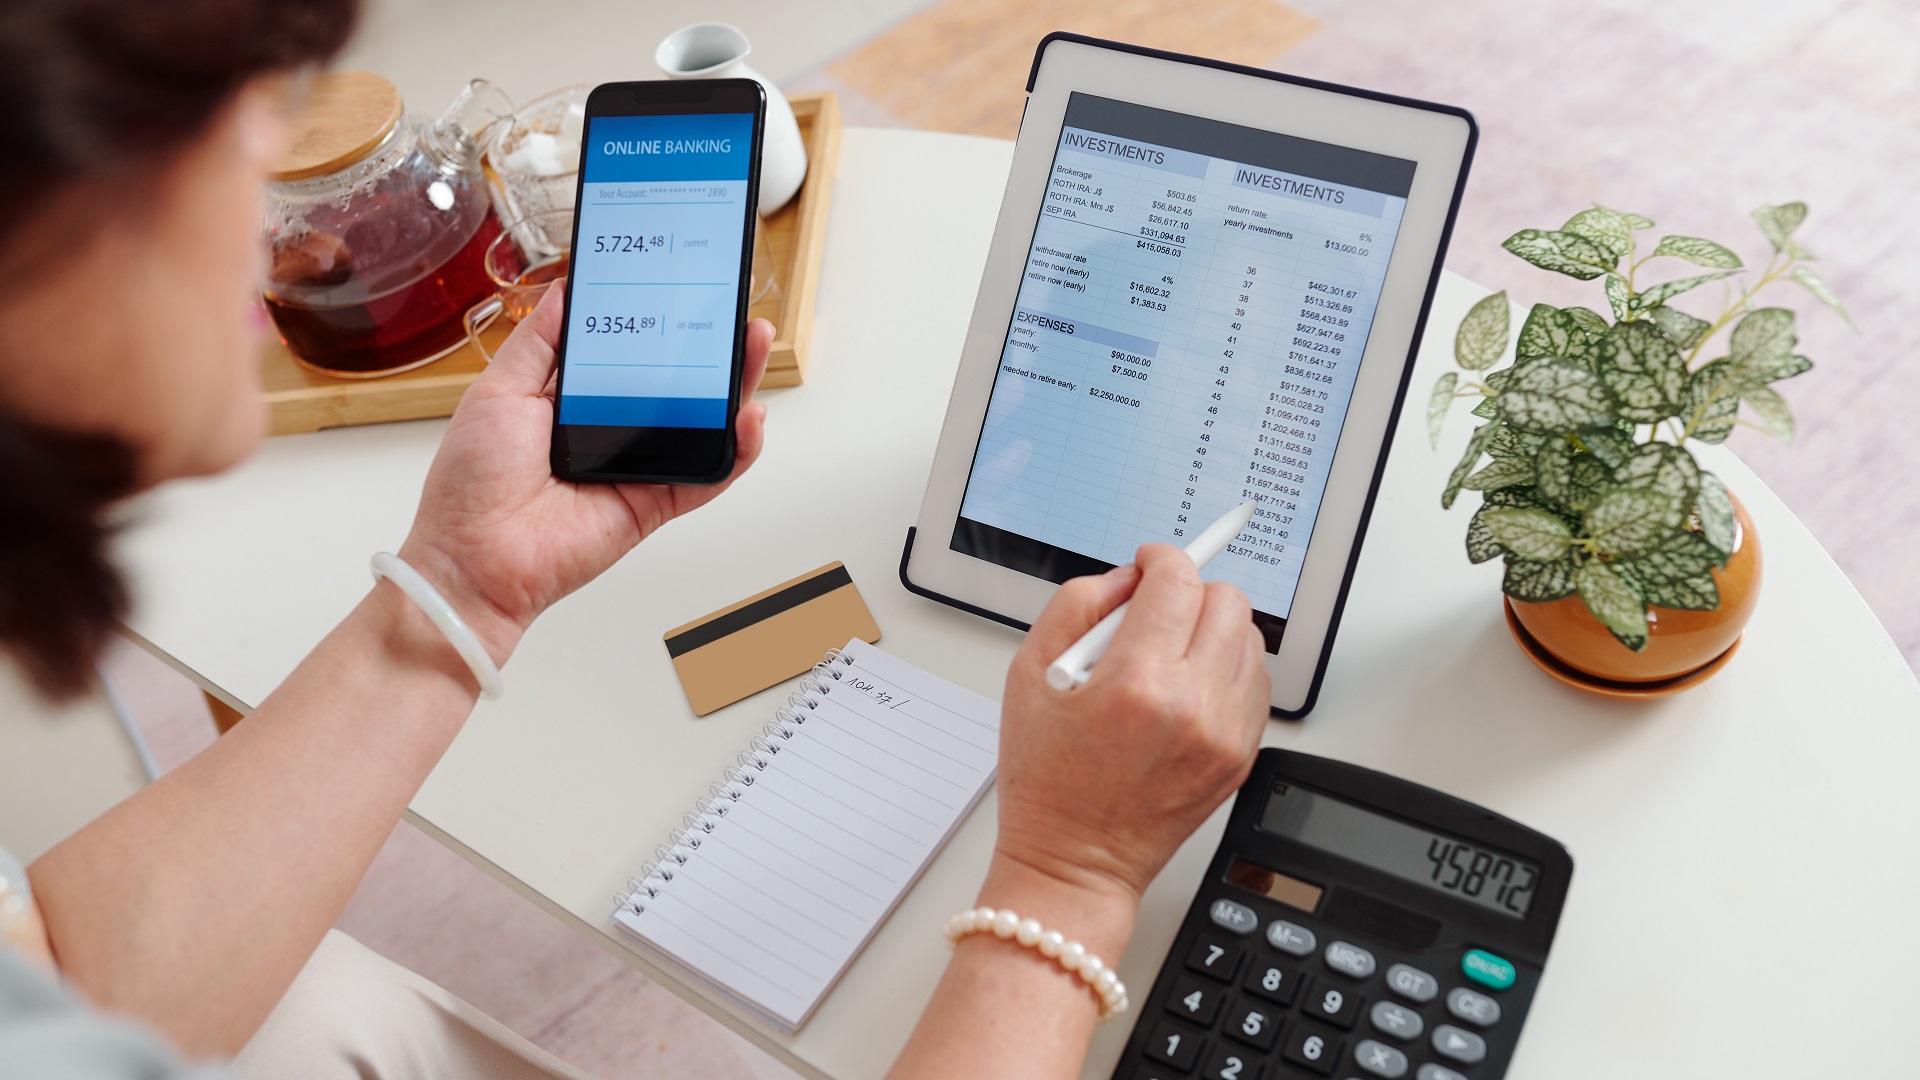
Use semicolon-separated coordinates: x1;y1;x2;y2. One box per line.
1258;781;1540;919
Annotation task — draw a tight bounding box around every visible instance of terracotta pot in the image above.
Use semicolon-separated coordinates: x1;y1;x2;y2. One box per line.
1509;494;1761;686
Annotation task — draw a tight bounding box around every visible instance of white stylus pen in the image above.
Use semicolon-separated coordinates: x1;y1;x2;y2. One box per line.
1044;499;1259;691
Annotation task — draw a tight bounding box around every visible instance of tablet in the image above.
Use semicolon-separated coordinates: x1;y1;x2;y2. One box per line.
901;34;1476;717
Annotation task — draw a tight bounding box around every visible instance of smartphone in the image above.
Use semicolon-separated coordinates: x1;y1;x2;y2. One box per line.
550;79;766;484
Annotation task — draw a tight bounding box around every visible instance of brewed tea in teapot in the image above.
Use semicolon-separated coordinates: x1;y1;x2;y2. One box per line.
263;73;511;377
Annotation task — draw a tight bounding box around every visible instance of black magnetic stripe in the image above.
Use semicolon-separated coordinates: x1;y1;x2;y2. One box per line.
664;565;855;658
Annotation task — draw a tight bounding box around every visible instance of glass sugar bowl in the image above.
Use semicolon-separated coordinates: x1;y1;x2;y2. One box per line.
263;72;512;378
484;83;589;223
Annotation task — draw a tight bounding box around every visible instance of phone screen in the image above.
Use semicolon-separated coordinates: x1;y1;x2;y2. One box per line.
553;91;759;482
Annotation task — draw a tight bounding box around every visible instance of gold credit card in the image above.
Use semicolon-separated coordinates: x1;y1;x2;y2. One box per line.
664;562;881;716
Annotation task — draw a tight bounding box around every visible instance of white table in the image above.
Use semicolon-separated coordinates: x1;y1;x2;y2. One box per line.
121;129;1920;1080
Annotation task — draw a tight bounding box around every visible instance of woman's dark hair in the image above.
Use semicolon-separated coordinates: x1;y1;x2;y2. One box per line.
0;0;358;698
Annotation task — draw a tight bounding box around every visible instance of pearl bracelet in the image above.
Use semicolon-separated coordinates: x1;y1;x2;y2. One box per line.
944;906;1129;1022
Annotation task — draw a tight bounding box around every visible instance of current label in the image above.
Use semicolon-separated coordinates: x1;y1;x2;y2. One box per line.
953;94;1415;643
558;112;752;430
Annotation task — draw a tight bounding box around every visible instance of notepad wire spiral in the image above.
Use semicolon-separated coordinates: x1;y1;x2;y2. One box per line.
615;649;858;915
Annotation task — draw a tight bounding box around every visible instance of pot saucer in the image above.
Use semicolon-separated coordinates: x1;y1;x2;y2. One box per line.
1503;599;1740;699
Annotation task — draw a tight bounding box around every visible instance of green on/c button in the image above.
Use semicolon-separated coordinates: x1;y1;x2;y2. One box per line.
1462;949;1515;990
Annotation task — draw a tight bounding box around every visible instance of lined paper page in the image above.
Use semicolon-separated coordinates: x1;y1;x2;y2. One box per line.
613;638;999;1030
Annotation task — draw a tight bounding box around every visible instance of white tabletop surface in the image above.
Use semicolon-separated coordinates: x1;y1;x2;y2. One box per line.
121;128;1920;1080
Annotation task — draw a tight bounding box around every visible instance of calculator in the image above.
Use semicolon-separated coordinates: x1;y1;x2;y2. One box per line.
1112;749;1572;1080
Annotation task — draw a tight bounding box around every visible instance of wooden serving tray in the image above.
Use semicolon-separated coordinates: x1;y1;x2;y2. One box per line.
261;91;843;436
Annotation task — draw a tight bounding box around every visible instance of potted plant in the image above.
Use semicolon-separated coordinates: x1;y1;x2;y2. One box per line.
1429;202;1850;692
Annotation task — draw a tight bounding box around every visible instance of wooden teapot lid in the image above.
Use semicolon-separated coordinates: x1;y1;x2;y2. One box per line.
271;71;404;181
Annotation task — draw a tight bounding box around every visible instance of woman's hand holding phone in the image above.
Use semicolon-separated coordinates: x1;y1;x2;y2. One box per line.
397;284;773;664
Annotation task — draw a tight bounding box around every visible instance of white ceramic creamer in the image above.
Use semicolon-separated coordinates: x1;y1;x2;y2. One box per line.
655;22;808;215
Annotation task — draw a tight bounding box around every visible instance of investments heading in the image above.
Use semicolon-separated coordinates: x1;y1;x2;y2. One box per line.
1060;93;1415;198
1060;130;1166;166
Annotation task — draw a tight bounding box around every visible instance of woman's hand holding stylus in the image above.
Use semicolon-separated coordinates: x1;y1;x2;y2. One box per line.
888;545;1270;1080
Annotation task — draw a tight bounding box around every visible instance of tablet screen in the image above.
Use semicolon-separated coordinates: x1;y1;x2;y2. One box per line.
951;93;1416;650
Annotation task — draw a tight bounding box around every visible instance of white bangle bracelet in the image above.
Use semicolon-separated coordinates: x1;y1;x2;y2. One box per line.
944;906;1129;1022
0;845;43;958
370;552;504;701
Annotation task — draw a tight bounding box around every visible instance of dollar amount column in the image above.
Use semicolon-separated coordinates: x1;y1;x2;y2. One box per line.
1094;171;1204;553
1173;206;1290;551
1238;251;1328;566
1250;260;1367;587
1125;179;1218;546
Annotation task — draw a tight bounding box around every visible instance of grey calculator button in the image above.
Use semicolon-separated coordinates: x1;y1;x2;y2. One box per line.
1385;963;1438;1003
1265;919;1317;956
1353;1038;1409;1078
1417;1066;1468;1080
1324;940;1377;978
1209;899;1259;935
1446;985;1501;1027
1369;1000;1423;1041
1431;1024;1487;1065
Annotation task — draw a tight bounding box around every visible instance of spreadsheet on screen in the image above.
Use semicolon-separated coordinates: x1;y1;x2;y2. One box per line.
955;93;1415;635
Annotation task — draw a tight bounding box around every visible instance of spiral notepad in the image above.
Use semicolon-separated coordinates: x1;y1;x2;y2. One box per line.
611;638;1000;1031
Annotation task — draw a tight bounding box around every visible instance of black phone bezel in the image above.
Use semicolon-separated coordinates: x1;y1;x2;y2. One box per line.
549;79;766;485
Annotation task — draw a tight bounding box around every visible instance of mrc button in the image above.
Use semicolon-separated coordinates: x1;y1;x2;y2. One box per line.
1461;948;1515;990
1324;941;1376;978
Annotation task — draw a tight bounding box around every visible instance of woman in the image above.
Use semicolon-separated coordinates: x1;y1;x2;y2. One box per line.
0;0;1271;1077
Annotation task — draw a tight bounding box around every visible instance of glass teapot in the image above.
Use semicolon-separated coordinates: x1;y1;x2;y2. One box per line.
263;73;512;378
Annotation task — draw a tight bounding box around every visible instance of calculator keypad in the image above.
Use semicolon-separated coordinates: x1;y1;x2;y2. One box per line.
1222;1001;1281;1051
1265;920;1316;957
1279;1024;1343;1076
1385;964;1439;1003
1445;986;1500;1027
1187;937;1244;983
1369;1000;1423;1041
1165;977;1226;1027
1353;1038;1409;1078
1430;1025;1487;1065
1241;958;1299;1005
1145;1020;1204;1071
1210;899;1260;935
1301;977;1364;1029
1125;906;1531;1080
1324;941;1376;979
1199;1045;1262;1080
